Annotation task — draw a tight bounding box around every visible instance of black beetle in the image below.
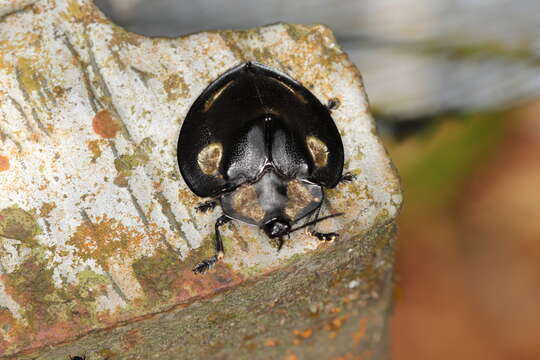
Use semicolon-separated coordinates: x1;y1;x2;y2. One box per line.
177;62;353;273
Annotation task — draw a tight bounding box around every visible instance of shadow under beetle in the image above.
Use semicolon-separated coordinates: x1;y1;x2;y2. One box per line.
177;62;354;273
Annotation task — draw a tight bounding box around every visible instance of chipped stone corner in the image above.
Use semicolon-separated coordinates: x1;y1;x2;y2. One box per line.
0;0;401;358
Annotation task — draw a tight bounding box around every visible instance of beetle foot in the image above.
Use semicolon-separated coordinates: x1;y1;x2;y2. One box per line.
268;236;286;250
310;231;339;242
196;200;217;213
327;98;340;111
340;172;356;183
193;255;219;274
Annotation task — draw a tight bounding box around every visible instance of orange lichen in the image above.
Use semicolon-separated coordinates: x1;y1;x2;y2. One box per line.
325;316;349;332
285;354;299;360
92;110;120;139
0;155;9;171
291;327;314;345
293;328;313;339
264;339;278;347
353;318;368;345
39;202;56;218
68;215;163;271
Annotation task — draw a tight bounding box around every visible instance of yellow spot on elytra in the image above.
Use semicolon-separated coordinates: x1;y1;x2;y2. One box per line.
197;142;223;176
306;135;329;168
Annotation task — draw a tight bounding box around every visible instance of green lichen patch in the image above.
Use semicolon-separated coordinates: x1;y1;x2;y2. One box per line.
75;268;109;302
285;24;311;42
17;57;42;94
132;246;183;303
113;137;154;187
133;241;244;308
114;153;147;173
0;206;41;242
3;252;64;329
0;307;17;353
163;73;190;102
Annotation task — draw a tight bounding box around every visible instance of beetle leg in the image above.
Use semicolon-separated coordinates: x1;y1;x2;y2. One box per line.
195;199;218;213
277;237;285;251
339;172;356;184
214;215;230;257
311;231;339;242
306;206;340;242
326;98;340;111
193;215;231;274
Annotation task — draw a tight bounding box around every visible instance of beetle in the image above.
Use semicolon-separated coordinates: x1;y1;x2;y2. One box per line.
177;62;354;273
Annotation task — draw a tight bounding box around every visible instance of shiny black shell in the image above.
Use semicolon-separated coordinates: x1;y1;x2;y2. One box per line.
177;62;344;198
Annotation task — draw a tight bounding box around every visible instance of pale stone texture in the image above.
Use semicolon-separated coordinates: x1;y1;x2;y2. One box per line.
0;0;401;358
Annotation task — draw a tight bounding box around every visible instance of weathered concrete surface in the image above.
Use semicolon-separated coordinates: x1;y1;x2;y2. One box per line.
0;0;401;358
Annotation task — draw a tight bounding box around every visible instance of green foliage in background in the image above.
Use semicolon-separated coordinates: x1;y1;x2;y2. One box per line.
386;111;508;208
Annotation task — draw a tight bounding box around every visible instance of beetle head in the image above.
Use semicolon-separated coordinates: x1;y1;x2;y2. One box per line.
263;218;291;238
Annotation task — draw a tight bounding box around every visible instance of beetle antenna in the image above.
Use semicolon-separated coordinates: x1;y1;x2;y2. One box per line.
288;213;344;234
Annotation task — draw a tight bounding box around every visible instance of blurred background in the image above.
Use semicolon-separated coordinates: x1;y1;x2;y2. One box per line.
94;0;540;358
